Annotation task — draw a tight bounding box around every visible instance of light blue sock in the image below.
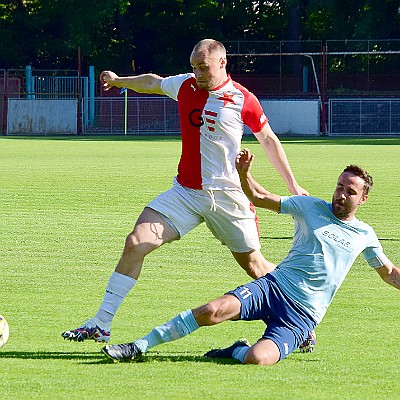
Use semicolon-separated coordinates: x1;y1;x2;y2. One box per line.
232;346;250;363
134;309;199;353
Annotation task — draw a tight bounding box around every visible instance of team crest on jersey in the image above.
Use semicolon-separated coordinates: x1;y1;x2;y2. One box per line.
218;91;236;107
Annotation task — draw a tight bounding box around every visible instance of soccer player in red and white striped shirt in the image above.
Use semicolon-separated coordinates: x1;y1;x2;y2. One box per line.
62;39;311;347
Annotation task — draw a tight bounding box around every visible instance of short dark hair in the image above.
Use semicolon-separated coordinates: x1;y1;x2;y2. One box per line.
193;39;226;57
342;165;373;194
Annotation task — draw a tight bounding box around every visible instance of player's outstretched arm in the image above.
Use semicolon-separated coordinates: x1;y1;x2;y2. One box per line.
236;149;281;212
375;261;400;290
100;71;164;95
254;123;309;196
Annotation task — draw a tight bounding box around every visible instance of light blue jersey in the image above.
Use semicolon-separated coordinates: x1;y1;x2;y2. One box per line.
269;196;388;324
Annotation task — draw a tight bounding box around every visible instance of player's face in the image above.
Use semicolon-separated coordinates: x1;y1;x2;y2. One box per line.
332;172;368;220
190;50;227;90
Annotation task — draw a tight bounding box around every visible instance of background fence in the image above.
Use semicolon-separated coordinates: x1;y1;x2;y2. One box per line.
81;97;321;136
2;40;400;136
226;39;400;97
85;97;180;134
329;99;400;135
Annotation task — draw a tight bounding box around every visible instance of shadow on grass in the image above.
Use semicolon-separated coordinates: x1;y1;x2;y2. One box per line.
87;352;241;365
0;350;103;361
261;236;293;241
0;350;243;365
136;352;238;365
0;349;320;366
88;351;320;365
261;236;399;242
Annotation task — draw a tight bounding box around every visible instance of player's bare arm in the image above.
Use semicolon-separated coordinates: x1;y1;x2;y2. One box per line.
375;261;400;290
254;123;309;196
100;71;164;95
236;149;281;213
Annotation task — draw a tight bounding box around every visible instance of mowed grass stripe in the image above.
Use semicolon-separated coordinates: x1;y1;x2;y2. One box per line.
0;136;399;399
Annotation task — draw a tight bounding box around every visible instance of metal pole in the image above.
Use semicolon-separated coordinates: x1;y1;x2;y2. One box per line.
89;66;95;126
124;89;128;136
320;44;328;135
2;70;8;135
77;47;82;134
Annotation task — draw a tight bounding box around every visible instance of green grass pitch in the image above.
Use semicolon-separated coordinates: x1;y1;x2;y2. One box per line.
0;135;399;399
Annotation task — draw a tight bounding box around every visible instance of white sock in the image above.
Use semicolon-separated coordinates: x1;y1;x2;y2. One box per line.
94;271;136;329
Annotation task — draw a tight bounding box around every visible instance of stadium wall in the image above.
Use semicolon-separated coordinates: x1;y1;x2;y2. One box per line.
7;99;77;134
260;99;320;136
83;97;320;136
6;96;400;136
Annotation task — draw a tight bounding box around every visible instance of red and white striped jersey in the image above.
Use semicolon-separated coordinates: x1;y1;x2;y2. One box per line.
161;73;268;190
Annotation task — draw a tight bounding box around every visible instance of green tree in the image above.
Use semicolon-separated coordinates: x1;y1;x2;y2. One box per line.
0;0;126;70
1;0;399;75
305;0;400;40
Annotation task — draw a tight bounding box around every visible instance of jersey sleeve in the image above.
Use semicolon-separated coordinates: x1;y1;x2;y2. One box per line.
240;88;268;133
161;73;193;101
280;195;319;217
362;229;389;268
280;196;293;215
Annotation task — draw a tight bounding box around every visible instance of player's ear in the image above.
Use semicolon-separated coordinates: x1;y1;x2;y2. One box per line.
220;57;227;68
358;194;368;205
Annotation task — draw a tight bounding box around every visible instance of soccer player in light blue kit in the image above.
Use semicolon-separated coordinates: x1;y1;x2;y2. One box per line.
102;149;400;365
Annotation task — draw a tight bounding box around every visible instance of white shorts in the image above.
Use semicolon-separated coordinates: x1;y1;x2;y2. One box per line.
146;178;261;253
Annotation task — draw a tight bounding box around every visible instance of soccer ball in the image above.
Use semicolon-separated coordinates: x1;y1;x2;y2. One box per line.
0;315;10;349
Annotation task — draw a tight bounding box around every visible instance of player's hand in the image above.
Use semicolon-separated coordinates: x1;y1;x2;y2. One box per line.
288;182;309;196
100;71;119;91
235;148;254;175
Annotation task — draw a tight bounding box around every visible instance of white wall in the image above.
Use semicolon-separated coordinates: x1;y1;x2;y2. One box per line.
6;98;320;136
259;99;320;135
7;99;77;134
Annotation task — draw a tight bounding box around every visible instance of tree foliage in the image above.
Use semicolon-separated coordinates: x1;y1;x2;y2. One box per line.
0;0;399;74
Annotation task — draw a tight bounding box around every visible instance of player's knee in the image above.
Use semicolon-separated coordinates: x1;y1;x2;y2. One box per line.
123;233;141;254
243;343;280;366
243;351;278;366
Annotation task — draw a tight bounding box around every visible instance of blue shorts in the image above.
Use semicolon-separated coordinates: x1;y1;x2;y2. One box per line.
229;275;317;361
